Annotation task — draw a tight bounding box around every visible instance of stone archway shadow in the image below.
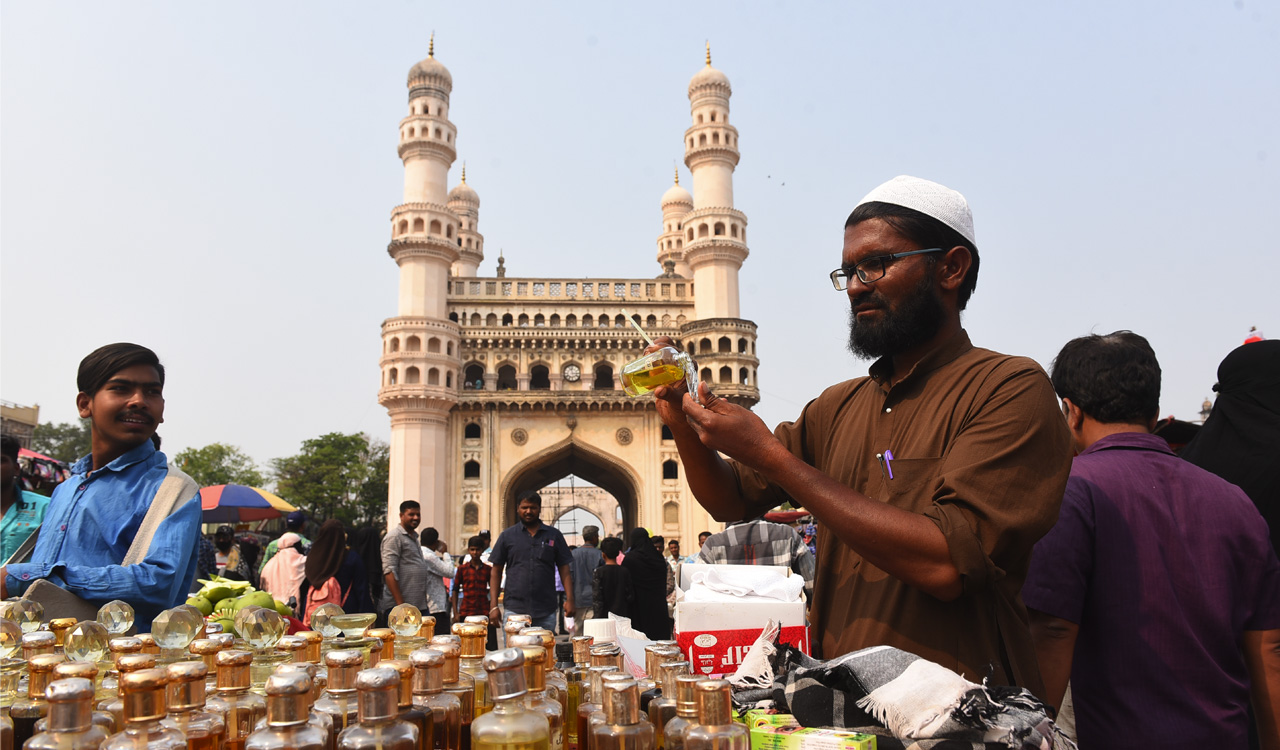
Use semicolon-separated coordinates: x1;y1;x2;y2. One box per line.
499;436;641;533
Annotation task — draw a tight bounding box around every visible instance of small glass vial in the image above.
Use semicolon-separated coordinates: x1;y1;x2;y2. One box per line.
101;653;158;731
161;661;226;750
103;668;186;750
620;347;697;398
575;666;617;750
646;661;687;748
207;649;267;750
12;652;66;748
429;636;475;750
338;666;420;750
563;636;593;750
681;682;745;750
384;658;434;750
452;622;492;719
315;650;363;735
25;677;110;750
245;670;327;750
411;648;462;750
660;675;701;750
590;680;654;750
471;648;550;750
508;641;562;750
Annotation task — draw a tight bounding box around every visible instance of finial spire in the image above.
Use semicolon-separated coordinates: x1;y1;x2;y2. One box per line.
705;41;711;66
461;162;467;183
673;162;679;185
429;32;435;58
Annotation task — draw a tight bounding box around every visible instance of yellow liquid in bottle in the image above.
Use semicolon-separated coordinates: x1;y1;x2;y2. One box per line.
187;734;223;750
565;683;581;750
622;364;685;397
473;740;551;750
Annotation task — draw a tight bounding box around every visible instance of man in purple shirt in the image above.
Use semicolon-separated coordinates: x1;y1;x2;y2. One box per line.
1024;331;1280;749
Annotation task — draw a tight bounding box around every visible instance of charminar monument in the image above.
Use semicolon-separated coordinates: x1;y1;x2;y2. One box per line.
378;40;759;550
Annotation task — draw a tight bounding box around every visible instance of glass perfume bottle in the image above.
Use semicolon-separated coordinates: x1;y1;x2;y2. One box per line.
429;635;475;750
25;676;111;750
659;675;701;750
328;613;379;668
97;601;136;639
452;622;492;719
646;661;687;748
390;604;429;660
590;680;655;750
575;666;617;750
271;662;337;750
519;630;566;722
681;681;745;750
12;653;66;748
637;647;680;713
507;641;562;750
588;644;624;673
188;639;225;694
0;597;45;633
471;648;550;750
315;649;363;735
620;347;698;398
101;652;158;731
586;675;633;750
49;617;79;653
239;608;289;695
563;636;593;750
383;658;434;750
161;660;226;750
102;668;187;750
152;607;204;665
37;660;116;736
207;649;267;750
245;670;328;750
1;624;24;749
338;666;420;750
410;648;462;750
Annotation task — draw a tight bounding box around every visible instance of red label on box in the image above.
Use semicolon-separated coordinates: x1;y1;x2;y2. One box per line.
676;624;809;677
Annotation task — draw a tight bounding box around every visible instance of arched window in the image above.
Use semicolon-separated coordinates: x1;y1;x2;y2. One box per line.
497;365;518;391
405;366;421;384
470;313;481;326
397;220;408;235
464;363;485;389
697;113;704;124
409;126;416;137
446;225;453;238
700;367;712;383
699;338;713;354
463;502;479;526
550;314;561;327
428;337;441;353
614;314;626;328
699;133;707;146
663;460;679;480
719;366;732;383
594;363;615;390
688;138;694;148
413;218;424;232
406;336;421;351
714;222;725;236
464;460;480;479
486;313;498;327
530;365;550;390
698;224;709;238
710;111;717;122
566;314;577;328
583;314;594;328
434;127;443;139
718;336;731;353
739;367;750;384
446;371;453;387
390;338;401;352
663;501;679;525
464;422;481;439
518;314;529;327
448;312;459;323
731;224;739;238
687;228;694;241
646;315;657;328
429;219;442;235
388;367;398;385
427;368;440;385
712;132;720;145
502;313;513;326
738;338;748;353
447;342;454;355
661;425;674;441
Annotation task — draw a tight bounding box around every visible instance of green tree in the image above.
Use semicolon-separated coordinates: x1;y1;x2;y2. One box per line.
272;433;389;530
30;419;92;463
174;443;265;488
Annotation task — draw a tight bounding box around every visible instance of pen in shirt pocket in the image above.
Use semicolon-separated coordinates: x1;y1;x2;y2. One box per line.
876;449;895;481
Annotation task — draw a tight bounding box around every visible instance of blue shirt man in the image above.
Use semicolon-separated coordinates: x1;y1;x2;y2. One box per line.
489;491;574;631
0;344;202;631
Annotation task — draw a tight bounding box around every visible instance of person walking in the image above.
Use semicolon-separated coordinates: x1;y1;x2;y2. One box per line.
570;525;604;634
378;501;434;625
488;491;573;633
621;528;671;639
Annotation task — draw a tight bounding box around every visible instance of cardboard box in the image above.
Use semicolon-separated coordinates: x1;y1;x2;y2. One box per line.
749;724;876;750
674;563;810;677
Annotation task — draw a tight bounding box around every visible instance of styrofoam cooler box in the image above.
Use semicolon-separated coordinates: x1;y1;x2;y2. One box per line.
674;563;810;677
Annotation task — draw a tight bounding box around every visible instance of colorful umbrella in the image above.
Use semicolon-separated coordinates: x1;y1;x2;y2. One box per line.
200;484;296;523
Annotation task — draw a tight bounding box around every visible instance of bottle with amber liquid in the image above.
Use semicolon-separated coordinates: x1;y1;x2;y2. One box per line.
471;648;549;750
562;635;593;750
338;666;420;750
638;648;681;713
660;675;700;750
159;661;226;750
411;648;462;750
591;680;654;750
519;630;567;721
188;639;226;695
384;658;434;750
101;637;145;703
575;666;616;750
25;676;111;750
103;668;186;750
19;630;58;697
315;650;363;735
681;682;745;750
453;622;492;719
207;649;267;750
587;674;634;750
38;661;116;736
244;670;327;750
271;662;336;750
507;641;562;750
430;635;475;750
11;652;65;748
101;653;158;732
646;660;687;747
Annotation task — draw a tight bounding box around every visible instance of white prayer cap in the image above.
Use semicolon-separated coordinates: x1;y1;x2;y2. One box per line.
855;175;976;247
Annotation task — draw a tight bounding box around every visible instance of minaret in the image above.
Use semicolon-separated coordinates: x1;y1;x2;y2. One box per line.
379;37;464;532
449;165;484;276
657;166;693;277
683;43;747;319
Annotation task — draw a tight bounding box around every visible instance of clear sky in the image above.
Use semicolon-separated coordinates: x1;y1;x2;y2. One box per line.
3;2;1276;474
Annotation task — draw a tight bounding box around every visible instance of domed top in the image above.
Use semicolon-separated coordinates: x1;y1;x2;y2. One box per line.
408;35;452;89
688;43;730;95
661;172;692;208
448;166;479;205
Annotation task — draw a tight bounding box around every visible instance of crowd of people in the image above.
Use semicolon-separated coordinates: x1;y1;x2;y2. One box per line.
2;174;1278;748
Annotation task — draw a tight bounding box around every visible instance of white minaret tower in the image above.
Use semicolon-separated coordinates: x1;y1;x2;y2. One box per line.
683;44;748;319
657;166;693;276
448;165;484;276
379;37;463;532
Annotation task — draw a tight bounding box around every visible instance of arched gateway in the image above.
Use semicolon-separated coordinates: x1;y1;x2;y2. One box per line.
500;436;640;530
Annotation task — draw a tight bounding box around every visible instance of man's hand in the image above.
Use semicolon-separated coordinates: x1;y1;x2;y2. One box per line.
680;381;784;470
564;597;574;618
488;606;501;622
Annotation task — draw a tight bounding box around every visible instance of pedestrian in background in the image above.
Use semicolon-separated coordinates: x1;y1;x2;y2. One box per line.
570;525;604;634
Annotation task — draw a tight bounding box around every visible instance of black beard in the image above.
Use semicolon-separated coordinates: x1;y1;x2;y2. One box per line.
846;276;945;360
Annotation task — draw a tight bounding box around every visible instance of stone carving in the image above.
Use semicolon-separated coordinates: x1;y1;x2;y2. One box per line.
616;428;633;445
511;428;528;446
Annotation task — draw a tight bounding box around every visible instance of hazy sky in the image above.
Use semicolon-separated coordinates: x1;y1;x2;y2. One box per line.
3;2;1276;475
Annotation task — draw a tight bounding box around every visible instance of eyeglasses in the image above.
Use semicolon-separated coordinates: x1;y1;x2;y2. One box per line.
829;248;944;290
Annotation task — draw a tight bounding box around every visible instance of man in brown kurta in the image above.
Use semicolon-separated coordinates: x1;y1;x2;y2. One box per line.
651;175;1071;697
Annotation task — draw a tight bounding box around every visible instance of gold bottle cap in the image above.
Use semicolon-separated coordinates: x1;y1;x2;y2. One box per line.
367;628;396;661
427;637;462;683
602;679;641;725
215;649;252;691
27;653;67;699
120;668;168;723
694;679;732;725
571;635;594;664
502;620;525;636
117;653;157;674
463;615;489;628
210;632;236;649
674;673;701;718
452;622;486;658
109;636;143;656
418;616;436;638
45;677;95;733
354;667;400;722
276;635;307;660
188;638;222;673
505;613;532;627
276;662;323;706
520;629;557;671
165;661;209;711
297;631;323;663
658;660;689;694
410;648;446;694
48;618;77;646
382;658;415;708
264;670;313;727
324;649;365;692
22;630;57;659
586;665;618;703
483;647;528;701
54;660;99;681
135;633;159;654
643;643;663;677
510;643;546;692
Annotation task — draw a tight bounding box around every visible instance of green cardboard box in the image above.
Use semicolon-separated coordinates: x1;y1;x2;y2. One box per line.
749;723;876;750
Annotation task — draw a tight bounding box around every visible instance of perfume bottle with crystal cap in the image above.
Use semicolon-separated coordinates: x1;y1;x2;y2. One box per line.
429;635;475;750
97;601;136;638
102;668;187;750
411;648;462;750
471;648;550;750
25;676;111;750
161;660;226;750
207;649;267;750
390;605;429;659
337;666;420;750
681;681;745;750
152;607;204;665
590;680;655;750
245;670;328;750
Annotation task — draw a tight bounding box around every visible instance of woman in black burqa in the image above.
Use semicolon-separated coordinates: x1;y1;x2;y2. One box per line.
621;527;672;639
299;519;375;621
